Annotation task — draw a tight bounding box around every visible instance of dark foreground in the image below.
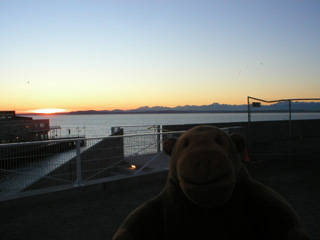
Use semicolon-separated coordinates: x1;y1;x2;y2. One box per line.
1;154;319;240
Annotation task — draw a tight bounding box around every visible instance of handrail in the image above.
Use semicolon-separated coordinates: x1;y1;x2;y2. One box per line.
248;96;320;104
0;131;187;147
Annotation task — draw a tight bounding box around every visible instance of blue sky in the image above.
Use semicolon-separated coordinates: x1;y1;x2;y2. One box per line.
1;0;320;113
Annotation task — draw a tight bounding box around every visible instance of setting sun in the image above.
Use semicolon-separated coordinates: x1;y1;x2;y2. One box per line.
33;109;68;114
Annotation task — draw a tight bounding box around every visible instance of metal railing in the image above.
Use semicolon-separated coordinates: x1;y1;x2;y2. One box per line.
49;125;86;139
247;97;320;155
0;130;185;202
112;125;160;135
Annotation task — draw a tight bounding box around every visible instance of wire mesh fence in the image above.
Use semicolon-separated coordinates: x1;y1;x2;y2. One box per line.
112;125;162;156
247;97;320;156
112;125;160;135
0;130;184;201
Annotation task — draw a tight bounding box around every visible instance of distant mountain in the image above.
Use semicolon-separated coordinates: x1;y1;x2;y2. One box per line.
131;103;248;113
65;101;320;115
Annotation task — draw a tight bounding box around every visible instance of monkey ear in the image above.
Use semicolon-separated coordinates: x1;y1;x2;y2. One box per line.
163;138;177;156
230;133;246;153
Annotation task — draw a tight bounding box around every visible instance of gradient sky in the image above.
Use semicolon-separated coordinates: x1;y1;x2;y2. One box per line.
1;0;320;113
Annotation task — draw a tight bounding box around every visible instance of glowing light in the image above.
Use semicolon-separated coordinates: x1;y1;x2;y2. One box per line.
130;165;136;169
33;109;68;114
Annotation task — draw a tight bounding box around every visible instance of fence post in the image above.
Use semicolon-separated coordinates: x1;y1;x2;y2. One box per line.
74;140;83;186
288;100;293;153
247;97;251;153
157;125;161;153
288;100;292;140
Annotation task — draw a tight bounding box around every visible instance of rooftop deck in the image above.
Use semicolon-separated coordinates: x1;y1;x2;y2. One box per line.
1;153;319;240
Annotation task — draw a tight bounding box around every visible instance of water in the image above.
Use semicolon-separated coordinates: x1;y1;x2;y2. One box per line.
24;112;320;138
24;113;248;138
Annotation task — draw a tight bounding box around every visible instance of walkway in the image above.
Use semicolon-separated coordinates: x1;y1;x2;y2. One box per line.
1;154;319;240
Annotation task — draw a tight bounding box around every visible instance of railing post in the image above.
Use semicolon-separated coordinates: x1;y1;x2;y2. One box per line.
157;125;161;153
74;140;83;186
247;96;251;154
288;100;293;153
288;100;292;140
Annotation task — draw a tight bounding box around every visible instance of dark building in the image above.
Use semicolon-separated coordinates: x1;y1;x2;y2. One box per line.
0;111;53;143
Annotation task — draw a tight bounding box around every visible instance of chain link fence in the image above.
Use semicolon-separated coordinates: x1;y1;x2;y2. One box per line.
247;97;320;156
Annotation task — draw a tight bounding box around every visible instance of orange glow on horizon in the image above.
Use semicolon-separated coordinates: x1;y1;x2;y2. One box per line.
13;100;249;114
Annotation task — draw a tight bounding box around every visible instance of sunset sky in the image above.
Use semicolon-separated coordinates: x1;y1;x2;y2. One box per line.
1;1;320;113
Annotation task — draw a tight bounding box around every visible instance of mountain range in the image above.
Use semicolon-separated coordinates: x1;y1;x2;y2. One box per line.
65;102;320;114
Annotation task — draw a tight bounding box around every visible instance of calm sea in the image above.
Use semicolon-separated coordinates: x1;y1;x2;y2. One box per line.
25;112;320;138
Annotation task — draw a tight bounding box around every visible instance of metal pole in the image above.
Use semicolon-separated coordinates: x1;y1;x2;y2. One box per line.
289;100;292;140
288;100;293;153
157;125;161;153
247;97;251;153
74;140;83;186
